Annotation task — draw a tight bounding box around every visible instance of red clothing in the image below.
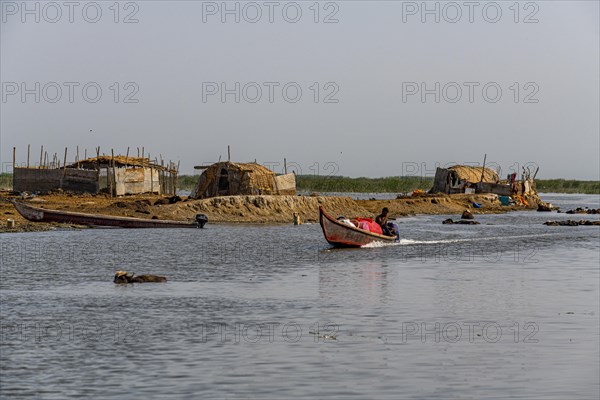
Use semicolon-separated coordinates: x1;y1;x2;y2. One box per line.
356;218;383;235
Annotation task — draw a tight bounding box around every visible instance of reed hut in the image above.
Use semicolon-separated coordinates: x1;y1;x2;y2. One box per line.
431;164;539;197
190;161;296;199
430;165;500;194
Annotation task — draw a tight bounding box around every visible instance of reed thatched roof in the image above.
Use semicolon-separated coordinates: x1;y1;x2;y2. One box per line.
196;161;274;180
67;156;175;172
448;165;499;183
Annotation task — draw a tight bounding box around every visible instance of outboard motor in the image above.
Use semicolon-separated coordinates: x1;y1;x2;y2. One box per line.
387;221;400;242
195;214;208;229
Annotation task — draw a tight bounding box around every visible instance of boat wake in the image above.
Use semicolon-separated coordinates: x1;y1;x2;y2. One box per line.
361;238;466;248
361;233;561;248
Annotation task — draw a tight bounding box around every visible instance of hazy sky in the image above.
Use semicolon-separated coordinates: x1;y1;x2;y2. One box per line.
1;0;599;179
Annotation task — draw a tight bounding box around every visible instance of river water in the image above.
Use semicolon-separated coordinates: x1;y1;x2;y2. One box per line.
1;194;598;399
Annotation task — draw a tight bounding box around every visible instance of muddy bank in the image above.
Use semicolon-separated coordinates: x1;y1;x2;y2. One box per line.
0;191;540;233
181;193;535;223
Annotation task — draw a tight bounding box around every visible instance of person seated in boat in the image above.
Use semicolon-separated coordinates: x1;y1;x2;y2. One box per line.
375;207;394;236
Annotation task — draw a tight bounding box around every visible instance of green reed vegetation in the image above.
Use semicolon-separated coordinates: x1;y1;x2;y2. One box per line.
294;175;433;193
176;175;199;190
535;179;600;194
0;173;12;190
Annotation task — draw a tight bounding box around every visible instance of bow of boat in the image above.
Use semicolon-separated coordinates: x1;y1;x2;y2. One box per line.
13;201;45;221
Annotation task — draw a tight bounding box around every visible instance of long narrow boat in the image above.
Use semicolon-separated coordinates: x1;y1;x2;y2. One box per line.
319;206;397;247
13;201;207;229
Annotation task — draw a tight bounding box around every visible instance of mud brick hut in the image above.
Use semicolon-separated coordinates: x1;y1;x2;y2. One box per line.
190;161;296;199
13;156;178;196
430;165;536;196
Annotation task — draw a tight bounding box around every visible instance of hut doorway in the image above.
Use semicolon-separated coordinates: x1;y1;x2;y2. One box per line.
450;171;459;187
218;168;229;194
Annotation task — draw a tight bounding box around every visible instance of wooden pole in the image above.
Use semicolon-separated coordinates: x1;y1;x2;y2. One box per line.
284;158;287;174
479;154;487;183
76;146;80;168
110;149;115;197
149;153;153;194
175;161;180;196
96;147;100;193
39;146;43;169
158;156;164;194
27;144;30;168
161;159;164;195
170;160;175;195
12;147;16;171
228;145;231;161
137;147;140;158
63;147;68;177
44;152;48;169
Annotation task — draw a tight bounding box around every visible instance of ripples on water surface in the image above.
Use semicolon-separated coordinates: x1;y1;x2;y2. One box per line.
1;194;598;399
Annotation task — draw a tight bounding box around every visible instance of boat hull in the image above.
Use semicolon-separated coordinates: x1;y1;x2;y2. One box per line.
319;206;397;247
13;201;202;229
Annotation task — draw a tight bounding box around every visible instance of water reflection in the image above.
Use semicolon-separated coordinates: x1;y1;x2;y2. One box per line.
318;259;391;306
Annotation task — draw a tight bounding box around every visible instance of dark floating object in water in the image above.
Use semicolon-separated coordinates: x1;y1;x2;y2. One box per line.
461;209;474;220
544;220;600;226
114;270;167;284
443;218;479;225
308;331;337;340
565;207;600;215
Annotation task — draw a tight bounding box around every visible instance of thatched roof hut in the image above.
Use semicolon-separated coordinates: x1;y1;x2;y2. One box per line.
446;165;499;183
190;162;296;199
430;165;500;194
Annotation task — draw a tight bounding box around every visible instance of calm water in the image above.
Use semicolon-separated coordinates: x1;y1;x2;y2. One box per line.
1;194;598;399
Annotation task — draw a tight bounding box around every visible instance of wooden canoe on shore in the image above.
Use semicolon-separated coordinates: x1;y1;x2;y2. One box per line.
13;201;207;229
319;206;397;247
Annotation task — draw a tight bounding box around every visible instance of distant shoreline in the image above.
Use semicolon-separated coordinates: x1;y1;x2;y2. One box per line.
1;173;599;195
175;175;600;195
